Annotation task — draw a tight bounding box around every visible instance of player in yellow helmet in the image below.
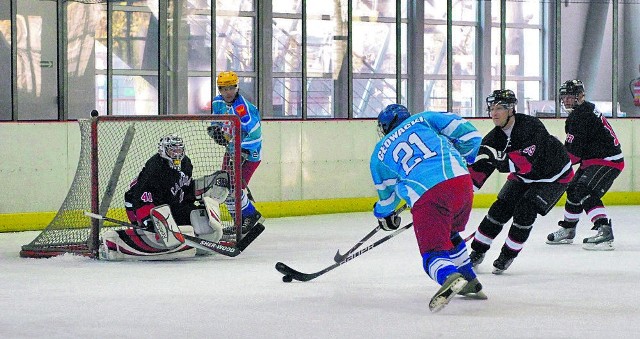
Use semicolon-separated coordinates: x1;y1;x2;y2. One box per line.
207;71;264;240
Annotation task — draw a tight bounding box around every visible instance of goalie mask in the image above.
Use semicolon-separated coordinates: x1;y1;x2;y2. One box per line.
158;134;185;170
377;104;411;136
559;79;585;113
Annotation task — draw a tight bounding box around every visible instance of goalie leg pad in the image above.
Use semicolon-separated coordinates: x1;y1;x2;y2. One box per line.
190;205;223;242
150;204;185;247
100;229;196;261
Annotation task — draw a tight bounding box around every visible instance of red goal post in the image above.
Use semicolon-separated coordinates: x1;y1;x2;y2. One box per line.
20;114;242;259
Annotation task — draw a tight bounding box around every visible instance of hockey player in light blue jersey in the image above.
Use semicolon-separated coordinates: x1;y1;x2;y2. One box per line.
370;104;485;312
207;71;264;241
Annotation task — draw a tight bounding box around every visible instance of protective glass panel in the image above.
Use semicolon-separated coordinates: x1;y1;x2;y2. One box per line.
424;24;446;75
16;0;58;120
307;0;348;118
352;21;395;74
424;79;448;112
67;1;103;119
111;10;155;70
272;77;302;118
352;78;401;118
110;75;158;115
425;1;477;21
273;0;301;14
306;78;332;117
189;76;213;114
273;18;302;73
0;1;11;120
217;0;253;12
215;16;254;72
560;1;624;117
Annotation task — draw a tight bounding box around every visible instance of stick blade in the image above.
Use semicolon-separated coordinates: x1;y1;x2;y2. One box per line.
274;261;317;282
236;223;265;252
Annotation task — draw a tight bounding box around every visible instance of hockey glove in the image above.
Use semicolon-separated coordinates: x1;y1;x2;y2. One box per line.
475;145;508;171
241;149;250;163
207;125;230;146
378;212;401;231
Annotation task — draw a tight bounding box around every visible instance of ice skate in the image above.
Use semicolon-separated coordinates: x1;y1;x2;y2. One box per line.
458;278;488;300
469;250;485;267
222;211;264;241
428;272;467;312
241;210;264;234
223;211;264;235
583;220;614;251
546;221;576;245
492;252;515;275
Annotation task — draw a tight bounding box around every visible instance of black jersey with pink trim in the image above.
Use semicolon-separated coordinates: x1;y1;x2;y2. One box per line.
564;101;624;170
469;113;573;189
124;153;195;220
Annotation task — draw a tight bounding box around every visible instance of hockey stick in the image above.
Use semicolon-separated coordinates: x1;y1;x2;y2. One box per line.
464;231;475;242
83;211;263;257
275;222;413;282
333;204;408;262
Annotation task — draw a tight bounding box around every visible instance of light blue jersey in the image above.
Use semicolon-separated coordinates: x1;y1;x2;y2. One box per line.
370;111;482;218
211;94;263;162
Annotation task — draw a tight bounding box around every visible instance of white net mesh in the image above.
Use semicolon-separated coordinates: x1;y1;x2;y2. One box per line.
21;115;241;258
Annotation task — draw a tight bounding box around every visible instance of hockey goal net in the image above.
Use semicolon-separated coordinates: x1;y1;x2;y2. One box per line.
20;115;242;258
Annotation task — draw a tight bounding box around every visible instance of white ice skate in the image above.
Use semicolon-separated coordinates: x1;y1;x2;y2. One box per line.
583;221;614;251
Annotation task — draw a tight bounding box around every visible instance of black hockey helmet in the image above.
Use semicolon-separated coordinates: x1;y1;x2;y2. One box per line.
559;79;584;96
486;89;517;106
486;89;517;114
559;80;585;113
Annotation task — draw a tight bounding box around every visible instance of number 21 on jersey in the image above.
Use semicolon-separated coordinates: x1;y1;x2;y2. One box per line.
392;132;437;175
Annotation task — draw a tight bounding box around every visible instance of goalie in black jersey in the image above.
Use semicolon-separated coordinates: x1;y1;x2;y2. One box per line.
100;134;227;260
467;89;574;274
546;80;624;250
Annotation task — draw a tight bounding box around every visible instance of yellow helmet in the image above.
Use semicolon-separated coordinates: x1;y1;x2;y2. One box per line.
217;71;239;87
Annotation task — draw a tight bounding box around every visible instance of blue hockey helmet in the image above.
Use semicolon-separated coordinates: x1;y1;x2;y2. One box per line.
377;104;411;136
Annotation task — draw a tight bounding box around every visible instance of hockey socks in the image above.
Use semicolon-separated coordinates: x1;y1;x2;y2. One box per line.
449;233;477;281
241;200;257;218
422;251;458;285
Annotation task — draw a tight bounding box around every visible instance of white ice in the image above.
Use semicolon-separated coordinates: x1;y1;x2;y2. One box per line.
1;206;639;338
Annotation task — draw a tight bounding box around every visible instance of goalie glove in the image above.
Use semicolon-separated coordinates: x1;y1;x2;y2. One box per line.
475;145;508;171
378;212;401;231
241;149;250;163
207;125;230;146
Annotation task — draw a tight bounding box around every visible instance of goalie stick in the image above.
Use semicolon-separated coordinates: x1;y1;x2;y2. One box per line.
275;222;413;282
333;204;408;262
83;211;263;257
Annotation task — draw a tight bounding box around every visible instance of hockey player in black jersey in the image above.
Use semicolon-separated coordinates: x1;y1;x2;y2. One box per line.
124;134;198;230
100;134;225;260
468;89;574;274
546;80;624;250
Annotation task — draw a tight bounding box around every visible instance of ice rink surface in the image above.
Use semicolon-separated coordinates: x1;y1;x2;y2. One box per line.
1;206;639;338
